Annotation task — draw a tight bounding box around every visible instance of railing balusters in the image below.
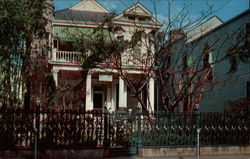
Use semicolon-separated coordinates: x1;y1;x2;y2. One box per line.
54;51;82;63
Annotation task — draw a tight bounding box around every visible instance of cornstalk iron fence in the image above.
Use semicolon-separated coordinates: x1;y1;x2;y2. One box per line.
0;108;249;151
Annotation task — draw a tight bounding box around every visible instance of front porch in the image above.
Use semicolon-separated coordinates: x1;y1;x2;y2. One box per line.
49;66;155;112
85;73;155;112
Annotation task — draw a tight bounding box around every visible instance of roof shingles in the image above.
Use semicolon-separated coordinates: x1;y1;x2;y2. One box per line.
54;9;114;22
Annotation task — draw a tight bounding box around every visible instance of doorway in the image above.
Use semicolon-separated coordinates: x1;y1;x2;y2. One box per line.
94;93;104;109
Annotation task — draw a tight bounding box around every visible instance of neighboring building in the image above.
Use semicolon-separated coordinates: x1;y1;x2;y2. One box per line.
171;9;250;112
50;0;162;111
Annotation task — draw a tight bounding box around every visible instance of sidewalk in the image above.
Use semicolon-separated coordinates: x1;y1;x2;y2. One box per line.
108;154;250;159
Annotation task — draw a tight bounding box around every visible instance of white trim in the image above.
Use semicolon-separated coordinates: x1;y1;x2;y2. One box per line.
53;21;105;28
115;3;152;19
112;21;162;29
113;3;162;26
71;0;110;13
53;20;161;29
51;65;148;74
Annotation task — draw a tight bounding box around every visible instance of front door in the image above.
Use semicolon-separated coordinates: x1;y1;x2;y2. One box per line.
94;93;103;109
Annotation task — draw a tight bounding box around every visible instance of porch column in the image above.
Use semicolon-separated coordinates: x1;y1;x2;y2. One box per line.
148;77;154;112
107;85;112;109
119;77;127;108
52;69;59;87
52;48;57;61
111;83;116;112
86;74;93;111
124;82;127;107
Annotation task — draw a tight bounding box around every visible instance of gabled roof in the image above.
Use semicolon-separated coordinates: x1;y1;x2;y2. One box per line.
186;16;223;43
187;9;250;44
123;2;152;17
54;9;114;22
54;0;113;22
54;1;162;28
71;0;110;13
115;2;152;19
114;2;162;26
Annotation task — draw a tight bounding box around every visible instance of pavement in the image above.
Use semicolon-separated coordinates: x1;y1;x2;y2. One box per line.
107;154;250;159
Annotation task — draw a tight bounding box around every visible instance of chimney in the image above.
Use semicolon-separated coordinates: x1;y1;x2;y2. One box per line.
169;29;185;42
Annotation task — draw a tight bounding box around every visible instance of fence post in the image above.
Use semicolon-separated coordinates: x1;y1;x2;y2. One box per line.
34;128;38;159
103;107;109;147
136;111;142;151
197;128;201;159
34;106;40;159
196;112;201;159
35;107;40;147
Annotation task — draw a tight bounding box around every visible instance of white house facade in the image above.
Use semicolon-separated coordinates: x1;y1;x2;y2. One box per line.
49;0;162;111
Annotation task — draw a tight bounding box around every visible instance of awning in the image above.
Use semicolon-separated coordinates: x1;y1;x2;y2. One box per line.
53;25;114;41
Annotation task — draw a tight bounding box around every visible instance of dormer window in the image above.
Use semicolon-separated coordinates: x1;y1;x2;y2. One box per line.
114;26;125;34
128;16;135;20
138;17;146;21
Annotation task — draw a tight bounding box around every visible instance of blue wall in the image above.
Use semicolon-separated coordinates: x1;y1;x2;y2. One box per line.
192;11;250;112
170;10;250;112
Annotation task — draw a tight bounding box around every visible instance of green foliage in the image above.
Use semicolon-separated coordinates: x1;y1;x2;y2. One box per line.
74;28;122;67
0;0;47;108
41;73;56;109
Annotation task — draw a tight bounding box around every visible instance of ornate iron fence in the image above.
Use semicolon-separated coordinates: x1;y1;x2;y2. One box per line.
138;112;250;147
0;108;249;150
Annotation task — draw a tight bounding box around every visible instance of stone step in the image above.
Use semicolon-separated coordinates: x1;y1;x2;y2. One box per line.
104;147;137;157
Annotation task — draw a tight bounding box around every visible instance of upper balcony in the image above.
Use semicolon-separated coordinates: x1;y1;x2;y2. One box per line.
50;49;82;63
50;49;153;69
50;39;153;69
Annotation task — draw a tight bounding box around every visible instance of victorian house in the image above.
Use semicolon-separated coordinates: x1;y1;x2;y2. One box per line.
50;0;162;111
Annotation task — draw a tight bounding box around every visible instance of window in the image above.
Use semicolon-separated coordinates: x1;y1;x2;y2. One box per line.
138;17;146;21
58;41;76;52
117;35;124;41
202;51;213;82
131;31;143;56
53;40;58;48
247;81;250;98
128;16;135;20
202;43;213;81
134;45;141;56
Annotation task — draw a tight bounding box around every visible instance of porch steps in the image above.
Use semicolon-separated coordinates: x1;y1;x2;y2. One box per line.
104;147;137;157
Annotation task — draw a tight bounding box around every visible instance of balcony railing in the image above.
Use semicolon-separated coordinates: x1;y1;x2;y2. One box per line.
123;55;153;67
51;50;152;68
51;50;82;63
